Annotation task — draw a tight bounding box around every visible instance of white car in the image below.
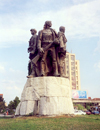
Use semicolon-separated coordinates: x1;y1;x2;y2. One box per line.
74;110;86;115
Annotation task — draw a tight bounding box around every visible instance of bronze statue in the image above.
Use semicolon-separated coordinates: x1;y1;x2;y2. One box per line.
27;29;38;78
27;22;67;78
37;21;59;76
58;26;67;77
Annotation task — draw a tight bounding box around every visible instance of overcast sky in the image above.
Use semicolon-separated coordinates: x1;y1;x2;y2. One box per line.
0;0;100;104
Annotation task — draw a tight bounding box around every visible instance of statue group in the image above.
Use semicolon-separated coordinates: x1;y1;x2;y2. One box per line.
27;21;67;78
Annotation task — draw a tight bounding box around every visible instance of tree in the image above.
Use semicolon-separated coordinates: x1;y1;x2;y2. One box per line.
8;96;20;114
86;105;90;110
8;96;20;109
85;103;91;110
13;96;20;109
77;104;84;110
0;97;6;113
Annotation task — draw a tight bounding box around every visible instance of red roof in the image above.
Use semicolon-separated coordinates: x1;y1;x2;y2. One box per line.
93;98;100;100
0;94;3;97
88;97;91;99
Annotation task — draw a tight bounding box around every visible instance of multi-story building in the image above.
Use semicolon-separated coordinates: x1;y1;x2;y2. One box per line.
66;52;81;90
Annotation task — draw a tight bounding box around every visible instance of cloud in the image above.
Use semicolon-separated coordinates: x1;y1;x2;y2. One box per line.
38;0;49;3
94;38;100;53
6;85;21;92
94;62;100;71
0;0;100;48
73;0;95;4
1;79;23;103
0;67;26;103
0;65;5;72
9;68;22;73
5;85;22;104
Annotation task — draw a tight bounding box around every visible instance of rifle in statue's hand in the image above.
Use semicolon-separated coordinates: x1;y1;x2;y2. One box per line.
32;42;54;66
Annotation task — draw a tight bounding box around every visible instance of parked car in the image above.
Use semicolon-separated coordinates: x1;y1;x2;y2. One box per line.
74;110;86;115
78;110;86;115
86;111;91;115
92;111;99;115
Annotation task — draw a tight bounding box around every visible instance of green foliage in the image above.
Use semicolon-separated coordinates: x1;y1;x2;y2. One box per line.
82;108;87;112
8;109;15;115
13;96;20;109
0;115;100;130
0;97;6;113
85;103;93;110
77;104;84;110
86;105;90;110
0;97;3;102
86;103;93;106
8;96;20;113
8;96;20;114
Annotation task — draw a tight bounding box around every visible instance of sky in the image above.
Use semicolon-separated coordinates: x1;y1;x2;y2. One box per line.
0;0;100;104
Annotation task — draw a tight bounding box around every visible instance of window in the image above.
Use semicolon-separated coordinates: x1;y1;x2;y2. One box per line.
71;62;75;66
66;61;69;64
71;67;75;70
71;72;75;77
76;76;78;80
71;55;75;61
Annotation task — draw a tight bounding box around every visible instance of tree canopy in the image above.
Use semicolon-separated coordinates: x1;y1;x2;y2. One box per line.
8;96;20;110
0;97;6;112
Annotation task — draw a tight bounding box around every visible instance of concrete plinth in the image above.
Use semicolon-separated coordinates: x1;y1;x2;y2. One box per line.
15;77;74;116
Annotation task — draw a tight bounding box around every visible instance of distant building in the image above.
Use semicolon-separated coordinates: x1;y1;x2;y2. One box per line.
0;94;3;98
93;98;100;100
88;97;91;99
66;52;81;90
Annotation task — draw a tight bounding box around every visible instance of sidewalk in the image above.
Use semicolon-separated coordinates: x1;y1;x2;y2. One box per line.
0;114;14;118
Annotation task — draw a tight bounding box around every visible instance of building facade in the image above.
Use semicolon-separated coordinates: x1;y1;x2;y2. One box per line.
66;52;81;90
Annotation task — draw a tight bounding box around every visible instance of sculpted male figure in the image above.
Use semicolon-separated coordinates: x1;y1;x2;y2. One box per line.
58;26;67;77
27;29;38;78
38;21;59;76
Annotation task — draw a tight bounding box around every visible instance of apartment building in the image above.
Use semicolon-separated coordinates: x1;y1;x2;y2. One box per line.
66;52;81;90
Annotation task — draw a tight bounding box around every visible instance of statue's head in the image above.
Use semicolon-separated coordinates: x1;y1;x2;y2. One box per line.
59;26;65;33
30;29;37;35
45;21;52;28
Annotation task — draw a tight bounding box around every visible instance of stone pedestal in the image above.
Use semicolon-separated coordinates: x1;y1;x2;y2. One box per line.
15;77;74;116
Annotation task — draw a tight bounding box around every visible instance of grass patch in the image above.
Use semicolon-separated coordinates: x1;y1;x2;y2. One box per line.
0;115;100;130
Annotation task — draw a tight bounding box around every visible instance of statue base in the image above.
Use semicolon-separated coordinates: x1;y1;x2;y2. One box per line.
15;77;74;116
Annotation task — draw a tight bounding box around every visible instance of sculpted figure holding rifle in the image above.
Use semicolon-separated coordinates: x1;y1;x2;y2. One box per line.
37;21;60;76
27;29;38;78
27;21;67;78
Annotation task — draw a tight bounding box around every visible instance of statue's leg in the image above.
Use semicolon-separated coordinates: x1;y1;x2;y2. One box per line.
27;63;36;78
28;60;32;76
59;53;67;77
40;51;48;76
59;60;64;77
51;47;59;76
